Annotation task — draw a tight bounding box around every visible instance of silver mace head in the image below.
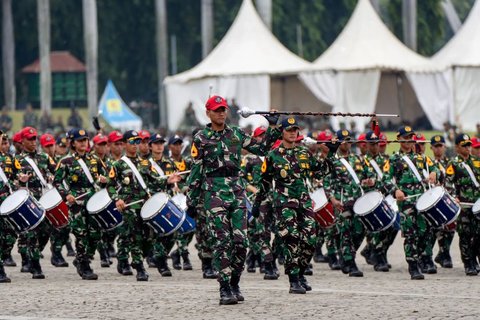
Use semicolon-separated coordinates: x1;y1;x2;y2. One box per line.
238;107;256;118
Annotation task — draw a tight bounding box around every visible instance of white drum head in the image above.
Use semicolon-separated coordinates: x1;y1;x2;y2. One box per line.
141;192;169;220
0;189;29;215
86;189;111;213
416;186;443;212
353;191;383;216
385;195;399;213
39;188;62;209
472;198;480;214
310;188;327;211
171;194;187;211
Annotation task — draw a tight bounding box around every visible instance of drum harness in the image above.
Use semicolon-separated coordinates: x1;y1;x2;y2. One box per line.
339;157;364;217
24;156;53;194
121;156;150;206
0;165;13;194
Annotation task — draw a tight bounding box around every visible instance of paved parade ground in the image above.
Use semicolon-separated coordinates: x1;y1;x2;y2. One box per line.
0;236;479;320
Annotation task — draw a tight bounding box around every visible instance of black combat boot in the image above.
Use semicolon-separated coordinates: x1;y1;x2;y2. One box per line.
464;260;478;276
2;254;16;267
81;260;98;280
288;274;306;294
219;280;238;305
328;254;342;270
132;262;149;281
117;259;133;276
182;251;193;270
247;254;256;273
304;263;313;276
299;267;312;291
0;265;11;283
20;253;31;273
99;249;110;268
202;258;217;279
441;252;453;268
66;241;76;257
170;250;182;270
348;259;363;277
230;273;244;302
263;261;279;280
30;259;45;279
373;252;389;272
157;256;172;277
421;256;437;274
146;254;157;268
51;250;69;267
360;245;374;265
107;243;117;258
408;260;425;280
313;245;329;263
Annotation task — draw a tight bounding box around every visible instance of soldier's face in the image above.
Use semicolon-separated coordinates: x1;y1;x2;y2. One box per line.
339;142;351;153
368;142;379;156
282;127;299;143
74;138;89;153
42;145;55;157
169;142;182;157
1;139;9;153
94;142;107;157
431;144;445;158
110;141;124;156
207;107;227;126
456;144;471;158
358;142;368;155
399;135;414;152
22;136;37;152
472;147;480;157
139;139;150;155
150;141;165;154
55;145;67;156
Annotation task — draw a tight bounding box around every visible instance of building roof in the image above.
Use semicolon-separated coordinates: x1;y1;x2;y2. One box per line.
22;51;86;73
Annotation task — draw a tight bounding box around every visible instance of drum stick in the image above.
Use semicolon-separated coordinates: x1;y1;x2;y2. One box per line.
124;199;145;208
75;192;90;201
404;194;421;200
161;170;191;179
459;202;475;207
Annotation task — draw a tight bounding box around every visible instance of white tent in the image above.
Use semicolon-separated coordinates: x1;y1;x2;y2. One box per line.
164;0;319;130
432;0;480;132
300;0;448;131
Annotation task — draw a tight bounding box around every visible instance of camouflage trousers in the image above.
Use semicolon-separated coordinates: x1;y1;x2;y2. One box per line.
325;223;340;256
399;206;428;262
70;205;102;263
174;232;194;255
17;220;51;262
248;210;274;264
275;206;317;277
50;226;72;254
152;234;174;260
337;212;364;262
116;208;147;265
0;221;17;258
456;209;480;264
371;226;398;255
204;187;248;283
435;228;455;255
194;206;214;260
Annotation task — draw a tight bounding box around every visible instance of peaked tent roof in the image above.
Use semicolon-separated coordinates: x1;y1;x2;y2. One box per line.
309;0;440;72
164;0;311;84
22;51;86;73
432;0;480;67
98;80;142;131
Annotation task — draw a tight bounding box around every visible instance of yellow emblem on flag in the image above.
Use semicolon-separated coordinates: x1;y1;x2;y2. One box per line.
261;160;267;173
446;164;454;175
191;144;198;158
176;160;186;171
106;99;121;113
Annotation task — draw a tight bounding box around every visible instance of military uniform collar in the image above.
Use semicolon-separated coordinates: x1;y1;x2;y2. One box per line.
23;150;37;157
205;123;231;136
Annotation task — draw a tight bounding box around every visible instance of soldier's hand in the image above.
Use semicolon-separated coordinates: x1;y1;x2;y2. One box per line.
18;173;31;183
428;172;437;185
326;138;340;153
116;199;126;212
331;198;343;211
246;185;258;194
167;173;181;184
98;175;107;184
263;109;280;126
395;190;406;202
66;194;76;205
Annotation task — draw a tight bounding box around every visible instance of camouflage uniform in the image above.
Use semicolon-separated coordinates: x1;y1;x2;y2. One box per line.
186;124;280;284
324;152;372;275
0;151;14;281
445;153;480;274
15;150;56;277
54;150;108;277
383;149;439;277
258;142;330;281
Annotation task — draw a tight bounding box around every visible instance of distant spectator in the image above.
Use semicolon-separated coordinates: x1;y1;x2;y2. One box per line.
52;115;65;134
39;110;54;133
227;98;240;126
1;134;10;154
23;104;38;128
0;106;13;133
67;108;83;128
179;102;199;131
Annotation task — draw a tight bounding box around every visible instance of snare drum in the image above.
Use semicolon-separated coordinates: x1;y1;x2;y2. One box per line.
416;186;460;228
385;195;401;231
309;188;335;229
141;192;185;236
0;189;46;233
86;189;123;231
353;191;396;232
172;193;197;234
39;188;69;229
472;198;480;218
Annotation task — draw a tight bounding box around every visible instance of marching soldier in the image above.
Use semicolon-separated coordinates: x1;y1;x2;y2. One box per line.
138;130;151;159
186;95;280;305
54;129;108;280
383;126;438;280
254;117;332;293
445;134;480;276
0;131;13;282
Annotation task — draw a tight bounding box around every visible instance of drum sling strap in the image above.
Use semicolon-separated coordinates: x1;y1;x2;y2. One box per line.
339;157;361;185
25;156;49;188
461;162;480;188
149;158;165;176
121;156;148;191
369;159;383;179
0;165;12;192
77;158;96;187
401;155;423;183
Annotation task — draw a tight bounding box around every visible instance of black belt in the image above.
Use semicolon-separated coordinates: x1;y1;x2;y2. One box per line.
206;168;240;178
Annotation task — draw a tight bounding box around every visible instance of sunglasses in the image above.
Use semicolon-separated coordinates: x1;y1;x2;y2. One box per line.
127;139;141;145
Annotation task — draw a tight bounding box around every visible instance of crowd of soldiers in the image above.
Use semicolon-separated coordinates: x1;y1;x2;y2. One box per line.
0;95;479;307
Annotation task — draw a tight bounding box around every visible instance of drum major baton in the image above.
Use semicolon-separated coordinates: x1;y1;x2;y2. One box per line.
238;108;399;118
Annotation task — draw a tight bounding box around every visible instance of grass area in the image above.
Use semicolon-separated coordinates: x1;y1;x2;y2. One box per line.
384;131;443;158
9;107;90;133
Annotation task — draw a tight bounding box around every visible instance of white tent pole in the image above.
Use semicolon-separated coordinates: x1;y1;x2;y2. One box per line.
201;0;214;58
396;73;405;121
402;0;417;51
155;0;169;130
82;0;99;124
38;0;52;114
2;0;16;111
441;0;462;33
255;0;272;30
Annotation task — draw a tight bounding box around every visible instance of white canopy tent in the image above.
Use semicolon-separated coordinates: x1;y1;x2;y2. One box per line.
299;0;447;131
164;0;320;131
433;0;480;132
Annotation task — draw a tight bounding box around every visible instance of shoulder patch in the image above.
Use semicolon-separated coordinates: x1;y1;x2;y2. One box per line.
473;160;480;168
426;156;433;167
446;164;454;175
261;159;267;173
109;167;116;179
383;159;390;172
191;144;198;158
14;158;21;170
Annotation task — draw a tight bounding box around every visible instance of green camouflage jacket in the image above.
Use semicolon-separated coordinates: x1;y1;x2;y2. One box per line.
171;156;192;191
364;152;390;194
0;152;14;201
186;124;280;207
242;154;264;190
15;151;56;198
149;155;176;196
445;154;480;202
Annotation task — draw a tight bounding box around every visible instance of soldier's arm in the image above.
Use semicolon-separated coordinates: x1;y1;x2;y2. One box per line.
381;157;397;196
186;139;204;207
444;161;457;198
53;158;71;198
144;162;168;193
254;154;273;205
242;126;281;156
107;162;122;202
310;151;330;181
